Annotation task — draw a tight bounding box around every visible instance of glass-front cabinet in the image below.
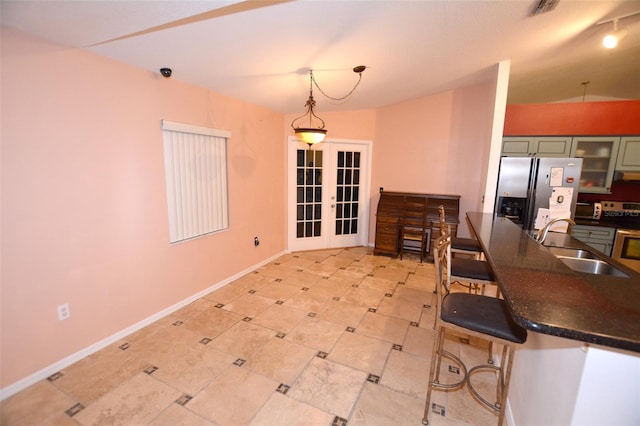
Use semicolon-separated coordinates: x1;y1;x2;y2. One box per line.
571;136;620;193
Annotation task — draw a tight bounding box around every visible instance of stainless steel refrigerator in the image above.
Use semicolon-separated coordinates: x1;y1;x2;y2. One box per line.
494;157;583;230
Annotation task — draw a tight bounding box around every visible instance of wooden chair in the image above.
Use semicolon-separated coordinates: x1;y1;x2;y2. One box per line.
399;196;429;262
422;234;527;426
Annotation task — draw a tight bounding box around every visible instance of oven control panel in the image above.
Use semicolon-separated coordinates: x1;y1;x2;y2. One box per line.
601;201;640;214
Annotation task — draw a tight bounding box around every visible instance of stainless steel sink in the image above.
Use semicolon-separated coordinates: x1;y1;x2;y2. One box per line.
546;247;598;259
527;231;631;278
555;256;630;278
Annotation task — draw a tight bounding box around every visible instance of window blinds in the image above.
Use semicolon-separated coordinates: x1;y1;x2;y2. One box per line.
162;120;230;243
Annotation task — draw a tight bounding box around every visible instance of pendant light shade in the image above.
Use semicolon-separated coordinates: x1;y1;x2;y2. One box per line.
294;127;327;145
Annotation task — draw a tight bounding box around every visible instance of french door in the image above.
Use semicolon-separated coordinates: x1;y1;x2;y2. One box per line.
287;137;371;251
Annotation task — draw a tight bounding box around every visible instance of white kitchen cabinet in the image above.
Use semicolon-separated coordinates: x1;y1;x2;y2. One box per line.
572;224;616;256
571;136;620;193
615;136;640;171
502;136;572;157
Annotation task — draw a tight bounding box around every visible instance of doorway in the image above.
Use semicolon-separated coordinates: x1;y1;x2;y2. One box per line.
287;137;372;252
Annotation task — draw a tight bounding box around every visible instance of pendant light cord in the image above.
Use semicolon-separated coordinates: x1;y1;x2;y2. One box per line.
310;70;363;104
581;81;590;102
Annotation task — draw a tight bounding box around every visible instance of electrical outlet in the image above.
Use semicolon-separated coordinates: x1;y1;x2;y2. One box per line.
57;303;71;321
254;236;260;247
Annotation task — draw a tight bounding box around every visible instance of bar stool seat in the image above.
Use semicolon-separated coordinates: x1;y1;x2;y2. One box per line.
422;235;527;426
451;257;493;282
451;237;482;254
442;293;527;343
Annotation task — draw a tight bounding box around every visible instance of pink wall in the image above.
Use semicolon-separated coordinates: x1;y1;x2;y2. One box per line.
373;82;496;237
1;28;286;388
448;82;497;230
374;93;455;194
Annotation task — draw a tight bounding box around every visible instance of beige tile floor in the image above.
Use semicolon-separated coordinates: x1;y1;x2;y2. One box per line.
1;247;502;426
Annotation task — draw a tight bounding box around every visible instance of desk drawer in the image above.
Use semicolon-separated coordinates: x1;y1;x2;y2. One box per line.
376;220;398;234
376;230;398;248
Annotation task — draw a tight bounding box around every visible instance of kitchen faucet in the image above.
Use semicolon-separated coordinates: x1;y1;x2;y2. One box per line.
536;217;576;244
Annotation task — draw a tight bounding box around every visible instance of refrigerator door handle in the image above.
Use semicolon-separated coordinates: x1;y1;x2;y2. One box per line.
524;158;538;230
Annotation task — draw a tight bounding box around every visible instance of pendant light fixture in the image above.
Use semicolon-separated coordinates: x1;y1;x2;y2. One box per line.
291;66;366;148
291;70;327;146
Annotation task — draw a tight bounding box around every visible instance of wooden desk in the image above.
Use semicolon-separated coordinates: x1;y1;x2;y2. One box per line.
373;191;460;260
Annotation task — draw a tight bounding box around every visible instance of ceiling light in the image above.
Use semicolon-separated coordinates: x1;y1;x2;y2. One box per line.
291;71;327;147
602;19;628;49
291;66;366;148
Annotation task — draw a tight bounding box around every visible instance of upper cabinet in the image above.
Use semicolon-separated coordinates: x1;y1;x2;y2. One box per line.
571;136;620;194
615;136;640;171
502;136;572;157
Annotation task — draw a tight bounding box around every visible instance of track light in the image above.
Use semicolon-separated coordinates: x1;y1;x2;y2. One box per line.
602;19;628;49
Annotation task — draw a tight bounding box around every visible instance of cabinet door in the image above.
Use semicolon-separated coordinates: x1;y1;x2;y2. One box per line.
572;225;616;257
615;136;640;171
502;137;572;157
571;137;620;193
534;137;572;157
502;137;534;156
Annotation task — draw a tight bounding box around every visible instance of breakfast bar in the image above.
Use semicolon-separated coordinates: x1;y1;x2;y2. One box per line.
465;212;640;425
466;212;640;351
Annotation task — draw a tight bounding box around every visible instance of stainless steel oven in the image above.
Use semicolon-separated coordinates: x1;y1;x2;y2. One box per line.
612;229;640;273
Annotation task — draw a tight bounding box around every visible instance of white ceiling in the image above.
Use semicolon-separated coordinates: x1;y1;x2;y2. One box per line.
2;0;639;114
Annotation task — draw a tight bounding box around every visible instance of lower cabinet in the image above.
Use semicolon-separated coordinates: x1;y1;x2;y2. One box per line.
374;191;460;260
572;225;616;257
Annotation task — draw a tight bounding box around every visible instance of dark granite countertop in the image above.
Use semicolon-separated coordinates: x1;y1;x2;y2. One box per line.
467;212;640;353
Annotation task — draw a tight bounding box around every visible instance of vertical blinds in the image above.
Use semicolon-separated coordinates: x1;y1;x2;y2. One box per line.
162;120;230;243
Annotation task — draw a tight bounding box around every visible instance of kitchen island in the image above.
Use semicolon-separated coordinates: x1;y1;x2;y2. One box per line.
466;212;639;425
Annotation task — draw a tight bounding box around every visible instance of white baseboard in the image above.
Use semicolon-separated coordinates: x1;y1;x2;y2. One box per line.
0;250;286;401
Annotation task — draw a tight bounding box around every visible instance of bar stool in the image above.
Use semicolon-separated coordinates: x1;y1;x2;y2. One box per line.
422;235;527;426
437;206;495;297
441;226;497;297
438;205;483;260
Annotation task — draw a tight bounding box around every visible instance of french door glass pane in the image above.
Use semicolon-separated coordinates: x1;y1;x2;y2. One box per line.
334;150;360;236
296;149;323;239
